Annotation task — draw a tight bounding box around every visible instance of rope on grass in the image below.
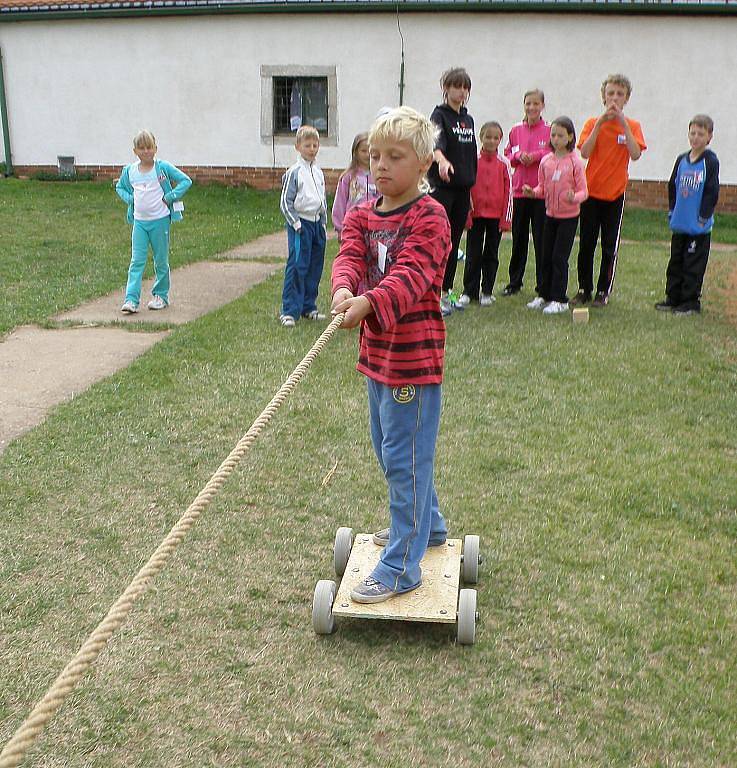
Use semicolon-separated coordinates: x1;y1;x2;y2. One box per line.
0;313;346;768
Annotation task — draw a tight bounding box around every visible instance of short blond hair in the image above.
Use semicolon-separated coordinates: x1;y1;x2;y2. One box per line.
369;106;435;192
133;129;156;150
295;125;319;144
601;74;632;101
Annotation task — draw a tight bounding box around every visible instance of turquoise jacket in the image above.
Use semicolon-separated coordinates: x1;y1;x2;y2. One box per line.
115;159;192;224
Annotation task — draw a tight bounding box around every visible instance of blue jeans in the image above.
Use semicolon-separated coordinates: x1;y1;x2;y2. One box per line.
126;216;171;306
367;380;447;593
281;219;326;319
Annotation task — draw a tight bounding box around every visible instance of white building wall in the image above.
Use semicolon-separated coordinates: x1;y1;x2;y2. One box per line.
0;11;734;181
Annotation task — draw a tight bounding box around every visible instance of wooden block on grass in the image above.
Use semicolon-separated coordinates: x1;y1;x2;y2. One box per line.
572;307;589;324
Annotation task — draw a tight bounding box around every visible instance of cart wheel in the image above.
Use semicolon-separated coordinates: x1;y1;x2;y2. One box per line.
312;580;337;635
457;588;477;645
462;534;480;584
333;527;353;577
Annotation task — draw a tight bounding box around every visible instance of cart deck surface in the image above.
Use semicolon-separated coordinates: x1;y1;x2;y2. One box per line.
332;535;462;624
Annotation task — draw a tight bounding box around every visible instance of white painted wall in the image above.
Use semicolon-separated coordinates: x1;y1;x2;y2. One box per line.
0;11;734;181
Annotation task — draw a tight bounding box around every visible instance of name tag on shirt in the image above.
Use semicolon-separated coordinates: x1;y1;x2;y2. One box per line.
552;170;562;182
539;140;547;147
377;242;388;274
172;201;184;212
617;134;627;145
511;145;520;154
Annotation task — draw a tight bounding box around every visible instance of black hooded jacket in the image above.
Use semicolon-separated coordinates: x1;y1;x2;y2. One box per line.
428;103;478;189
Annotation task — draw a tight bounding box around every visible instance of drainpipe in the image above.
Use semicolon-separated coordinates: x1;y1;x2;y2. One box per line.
0;47;13;176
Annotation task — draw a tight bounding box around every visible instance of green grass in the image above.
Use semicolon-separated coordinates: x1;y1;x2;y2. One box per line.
0;179;283;335
1;182;737;766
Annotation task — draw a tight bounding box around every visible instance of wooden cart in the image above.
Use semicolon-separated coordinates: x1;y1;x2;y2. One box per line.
312;529;481;644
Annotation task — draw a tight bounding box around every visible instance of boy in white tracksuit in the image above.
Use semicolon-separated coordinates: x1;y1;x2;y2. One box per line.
279;125;327;327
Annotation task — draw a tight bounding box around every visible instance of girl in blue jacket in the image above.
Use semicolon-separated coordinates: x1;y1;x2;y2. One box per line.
115;130;192;313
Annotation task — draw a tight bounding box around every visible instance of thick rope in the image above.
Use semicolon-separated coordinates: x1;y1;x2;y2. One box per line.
0;313;345;768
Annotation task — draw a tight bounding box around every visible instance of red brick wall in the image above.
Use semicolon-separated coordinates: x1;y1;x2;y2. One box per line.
12;165;737;213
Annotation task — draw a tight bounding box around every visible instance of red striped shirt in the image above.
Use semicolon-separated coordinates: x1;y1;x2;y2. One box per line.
331;194;450;386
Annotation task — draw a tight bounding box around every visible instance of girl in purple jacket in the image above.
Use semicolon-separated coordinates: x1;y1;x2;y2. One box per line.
522;116;588;315
503;89;551;298
331;132;377;240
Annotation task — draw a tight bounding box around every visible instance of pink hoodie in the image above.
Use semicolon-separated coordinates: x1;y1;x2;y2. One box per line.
504;120;551;198
532;151;588;219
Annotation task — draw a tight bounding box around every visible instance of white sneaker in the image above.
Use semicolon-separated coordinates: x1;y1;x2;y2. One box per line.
526;297;547;310
303;310;326;320
542;301;569;315
457;294;471;308
147;296;168;310
280;314;295;327
121;300;138;314
479;294;495;306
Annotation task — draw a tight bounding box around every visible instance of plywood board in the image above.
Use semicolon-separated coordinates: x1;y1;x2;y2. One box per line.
332;535;461;624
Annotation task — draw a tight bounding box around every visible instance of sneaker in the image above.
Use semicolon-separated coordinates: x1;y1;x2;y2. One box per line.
673;302;701;315
372;528;447;548
526;296;547;310
147;296;168;311
121;300;139;314
655;299;676;312
569;290;591;306
456;293;471;308
350;575;397;604
542;300;569;315
303;310;326;320
440;295;453;317
502;284;520;297
280;314;296;327
479;293;495;307
591;292;609;307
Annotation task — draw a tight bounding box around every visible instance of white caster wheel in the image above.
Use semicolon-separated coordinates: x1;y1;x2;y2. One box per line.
457;588;477;645
312;579;337;635
462;534;480;584
333;527;353;577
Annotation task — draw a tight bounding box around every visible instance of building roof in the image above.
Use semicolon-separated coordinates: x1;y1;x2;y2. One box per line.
2;0;736;19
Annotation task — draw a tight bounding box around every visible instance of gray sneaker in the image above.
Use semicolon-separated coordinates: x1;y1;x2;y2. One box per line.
121;300;139;314
372;528;446;548
350;575;396;604
147;296;168;310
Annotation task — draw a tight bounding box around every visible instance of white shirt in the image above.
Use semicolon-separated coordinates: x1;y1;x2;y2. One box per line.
129;162;170;221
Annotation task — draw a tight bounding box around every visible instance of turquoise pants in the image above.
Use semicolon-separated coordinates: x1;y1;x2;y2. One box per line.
125;216;171;306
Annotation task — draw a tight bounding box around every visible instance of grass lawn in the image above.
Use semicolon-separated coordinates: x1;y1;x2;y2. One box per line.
1;181;736;767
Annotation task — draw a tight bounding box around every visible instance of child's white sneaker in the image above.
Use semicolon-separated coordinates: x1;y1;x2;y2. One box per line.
121;300;138;314
526;297;547;310
542;301;569;315
479;294;495;306
456;293;471;308
303;310;326;320
280;314;296;327
147;296;168;310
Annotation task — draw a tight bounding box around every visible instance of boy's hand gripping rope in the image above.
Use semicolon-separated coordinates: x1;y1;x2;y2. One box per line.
0;313;346;768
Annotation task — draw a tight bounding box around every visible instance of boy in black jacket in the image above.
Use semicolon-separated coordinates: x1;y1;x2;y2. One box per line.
656;114;719;315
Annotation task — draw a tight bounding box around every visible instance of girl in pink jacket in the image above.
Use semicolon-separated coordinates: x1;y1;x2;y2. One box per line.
459;121;513;306
502;89;551;297
522;116;588;315
331;132;377;239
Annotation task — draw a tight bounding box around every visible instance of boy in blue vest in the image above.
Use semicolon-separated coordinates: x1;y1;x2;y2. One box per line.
115;130;192;313
656;114;719;315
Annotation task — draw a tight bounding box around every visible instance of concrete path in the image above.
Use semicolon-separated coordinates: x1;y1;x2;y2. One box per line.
0;232;286;454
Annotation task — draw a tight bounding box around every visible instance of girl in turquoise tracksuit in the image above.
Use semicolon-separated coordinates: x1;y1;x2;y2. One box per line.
115;130;192;313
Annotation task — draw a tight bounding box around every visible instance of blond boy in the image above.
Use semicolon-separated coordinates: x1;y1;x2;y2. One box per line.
331;107;450;604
